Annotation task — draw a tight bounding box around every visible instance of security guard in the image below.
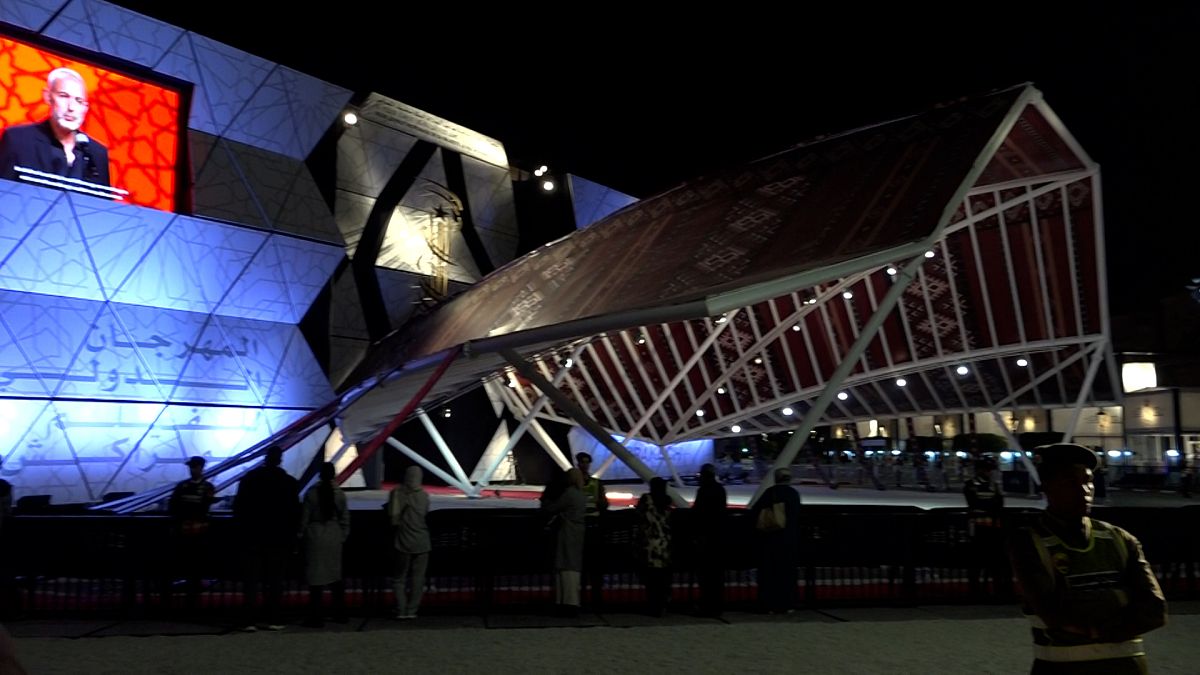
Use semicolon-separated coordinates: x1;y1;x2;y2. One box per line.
964;456;1007;597
1008;444;1166;674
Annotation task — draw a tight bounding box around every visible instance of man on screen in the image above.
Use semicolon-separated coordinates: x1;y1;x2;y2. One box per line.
0;67;111;187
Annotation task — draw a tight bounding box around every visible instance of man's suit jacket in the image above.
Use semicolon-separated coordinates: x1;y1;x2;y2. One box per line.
0;120;111;187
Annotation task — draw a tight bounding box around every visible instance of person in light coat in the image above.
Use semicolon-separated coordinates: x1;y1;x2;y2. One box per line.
300;462;350;626
388;465;431;619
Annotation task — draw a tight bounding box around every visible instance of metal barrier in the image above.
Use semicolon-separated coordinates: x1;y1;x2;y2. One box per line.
0;505;1196;619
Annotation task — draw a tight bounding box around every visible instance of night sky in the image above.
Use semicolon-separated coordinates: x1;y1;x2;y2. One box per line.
110;3;1200;315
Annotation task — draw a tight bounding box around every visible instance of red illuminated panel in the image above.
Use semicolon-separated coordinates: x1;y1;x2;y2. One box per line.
0;35;179;211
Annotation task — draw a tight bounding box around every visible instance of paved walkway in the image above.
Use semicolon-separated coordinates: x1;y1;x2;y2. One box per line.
7;603;1199;674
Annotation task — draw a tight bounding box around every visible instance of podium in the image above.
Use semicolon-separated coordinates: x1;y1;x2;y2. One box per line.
14;165;128;200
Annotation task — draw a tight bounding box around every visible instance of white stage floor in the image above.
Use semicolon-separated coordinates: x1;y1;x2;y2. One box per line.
346;483;1023;512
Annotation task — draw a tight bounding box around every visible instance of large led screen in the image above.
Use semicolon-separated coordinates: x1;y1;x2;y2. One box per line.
0;32;183;211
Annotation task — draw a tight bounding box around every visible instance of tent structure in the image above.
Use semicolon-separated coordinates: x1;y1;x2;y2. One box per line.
106;83;1116;512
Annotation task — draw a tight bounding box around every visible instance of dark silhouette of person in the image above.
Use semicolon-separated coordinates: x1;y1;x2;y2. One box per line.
0;68;110;187
233;445;299;631
692;463;727;617
750;467;803;613
964;456;1008;598
167;456;215;609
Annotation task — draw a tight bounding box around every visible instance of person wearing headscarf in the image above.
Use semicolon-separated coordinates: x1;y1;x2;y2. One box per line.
388;465;431;619
545;468;586;616
692;463;727;616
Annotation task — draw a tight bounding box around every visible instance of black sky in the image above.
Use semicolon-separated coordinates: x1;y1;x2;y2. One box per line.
109;3;1200;315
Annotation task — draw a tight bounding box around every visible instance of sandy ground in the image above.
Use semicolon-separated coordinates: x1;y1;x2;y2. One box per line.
8;607;1199;674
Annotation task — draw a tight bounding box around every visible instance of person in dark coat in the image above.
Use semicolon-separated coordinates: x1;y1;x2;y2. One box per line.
750;467;803;613
300;462;350;627
692;463;727;616
545;468;585;617
0;68;110;186
233;445;300;630
167;456;215;609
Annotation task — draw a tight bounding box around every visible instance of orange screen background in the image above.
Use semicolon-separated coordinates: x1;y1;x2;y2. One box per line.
0;35;181;211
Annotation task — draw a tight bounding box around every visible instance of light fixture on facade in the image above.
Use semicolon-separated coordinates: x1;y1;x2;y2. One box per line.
924;250;935;258
343;111;358;126
1016;358;1029;367
695;409;705;417
731;424;741;433
896;378;907;387
782;407;794;416
837;391;849;401
842;291;854;299
442;408;452;418
956;365;969;375
754;357;763;365
792;324;801;332
717;387;726;395
541;179;556;192
534;165;549;177
886;267;898;276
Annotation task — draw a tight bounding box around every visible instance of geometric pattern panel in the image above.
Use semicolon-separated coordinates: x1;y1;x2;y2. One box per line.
569;174;639;229
0;181;66;275
191;138;272;229
188;33;273;138
0;290;332;408
376;205;482;283
0;0;68;31
461;155;519;268
73;193;175;299
272;162;342;244
156;32;214;135
216;235;295;323
223;65;351;161
88;0;185;70
0;399;294;503
274;235;344;321
336;120;419;200
568;428;712;481
334;189;375;257
112;214;266;315
329;270;368;340
213;314;333;408
39;0;98;52
0;192;104;301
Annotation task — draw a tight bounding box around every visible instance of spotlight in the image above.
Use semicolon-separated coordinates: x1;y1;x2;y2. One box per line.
561;357;574;368
924;250;935;258
842;291;854;300
696;409;705;417
715;314;728;324
886;267;898;276
754;357;763;365
534;165;549;177
637;337;646;345
782;407;794;416
342;111;358;126
541;179;556;192
792;324;801;332
837;391;849;401
442;408;452;418
717;387;726;395
896;378;907;387
731;424;741;433
1016;358;1029;367
956;365;969;375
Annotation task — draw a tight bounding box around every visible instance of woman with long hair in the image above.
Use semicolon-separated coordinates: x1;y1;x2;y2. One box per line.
300;462;350;627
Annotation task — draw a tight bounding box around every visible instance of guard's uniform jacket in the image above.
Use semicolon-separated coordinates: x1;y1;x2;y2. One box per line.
1009;513;1166;673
